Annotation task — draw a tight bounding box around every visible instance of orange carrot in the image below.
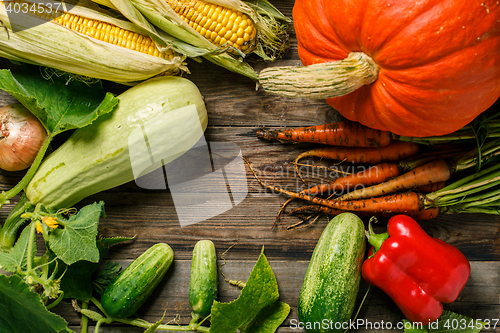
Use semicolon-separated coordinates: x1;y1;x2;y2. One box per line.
290;204;440;220
417;181;447;193
256;121;393;147
245;158;430;218
295;141;419;166
413;207;440;220
336;159;452;201
302;162;401;195
329;191;425;214
259;174;425;213
301;150;458;196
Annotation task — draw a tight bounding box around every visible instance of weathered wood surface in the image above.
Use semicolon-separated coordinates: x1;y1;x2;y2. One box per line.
55;260;499;333
1;0;500;331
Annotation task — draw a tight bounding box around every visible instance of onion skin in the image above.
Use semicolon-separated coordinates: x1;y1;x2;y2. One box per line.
0;104;47;172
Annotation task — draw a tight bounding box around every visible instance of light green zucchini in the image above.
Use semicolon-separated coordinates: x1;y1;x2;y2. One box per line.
189;239;218;319
101;243;174;319
25;76;208;209
298;213;366;333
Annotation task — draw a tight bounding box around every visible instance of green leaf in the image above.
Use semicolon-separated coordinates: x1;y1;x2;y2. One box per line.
48;202;105;265
210;247;289;333
0;223;35;272
240;301;290;333
144;313;166;333
57;234;132;301
404;311;485;333
99;236;135;249
92;261;123;295
0;274;69;333
0;65;118;135
58;259;97;301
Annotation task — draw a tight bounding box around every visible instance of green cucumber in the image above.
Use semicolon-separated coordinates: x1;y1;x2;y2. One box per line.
101;243;174;319
298;213;366;333
25;76;208;209
189;240;218;318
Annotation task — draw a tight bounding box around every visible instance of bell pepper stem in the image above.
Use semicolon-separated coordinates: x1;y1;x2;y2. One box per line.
365;217;389;252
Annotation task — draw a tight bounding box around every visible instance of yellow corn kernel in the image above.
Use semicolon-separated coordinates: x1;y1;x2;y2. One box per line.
208;20;217;31
199;16;208;27
165;0;256;53
236;27;244;38
3;0;174;59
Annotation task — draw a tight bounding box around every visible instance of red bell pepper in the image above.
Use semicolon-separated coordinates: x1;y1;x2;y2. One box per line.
362;214;470;324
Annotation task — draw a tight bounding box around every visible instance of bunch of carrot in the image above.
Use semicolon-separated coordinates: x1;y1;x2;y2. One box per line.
254;117;500;226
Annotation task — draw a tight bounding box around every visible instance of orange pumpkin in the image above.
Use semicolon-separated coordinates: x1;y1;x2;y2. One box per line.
260;0;500;137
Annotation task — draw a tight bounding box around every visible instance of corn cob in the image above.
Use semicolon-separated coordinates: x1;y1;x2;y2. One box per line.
166;0;257;53
53;12;174;59
94;0;290;81
0;0;186;84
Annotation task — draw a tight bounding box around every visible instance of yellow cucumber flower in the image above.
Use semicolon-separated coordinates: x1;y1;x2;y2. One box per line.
41;216;59;229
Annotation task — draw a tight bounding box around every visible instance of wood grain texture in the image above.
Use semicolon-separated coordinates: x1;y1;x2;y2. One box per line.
56;260;499;332
0;0;499;330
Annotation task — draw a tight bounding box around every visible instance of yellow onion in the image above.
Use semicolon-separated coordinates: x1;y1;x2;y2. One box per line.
0;104;47;171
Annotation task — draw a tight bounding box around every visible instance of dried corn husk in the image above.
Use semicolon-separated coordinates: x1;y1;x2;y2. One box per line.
92;0;290;80
0;0;187;84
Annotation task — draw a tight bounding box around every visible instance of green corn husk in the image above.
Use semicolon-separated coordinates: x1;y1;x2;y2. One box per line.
91;0;290;81
0;0;188;84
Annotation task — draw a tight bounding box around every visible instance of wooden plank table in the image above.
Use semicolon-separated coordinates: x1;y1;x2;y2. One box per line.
1;0;499;331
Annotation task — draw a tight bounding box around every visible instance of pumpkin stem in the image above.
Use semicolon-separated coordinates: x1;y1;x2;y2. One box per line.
258;52;379;99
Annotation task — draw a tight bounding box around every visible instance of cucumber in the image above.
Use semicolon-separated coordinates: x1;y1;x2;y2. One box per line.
298;213;366;333
25;76;208;209
189;240;218;318
101;243;174;319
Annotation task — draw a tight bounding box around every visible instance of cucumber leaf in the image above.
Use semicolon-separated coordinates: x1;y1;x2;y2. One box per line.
240;301;291;333
404;311;485;333
0;65;118;135
48;201;105;265
91;261;123;296
0;274;71;333
210;247;290;333
57;235;132;301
